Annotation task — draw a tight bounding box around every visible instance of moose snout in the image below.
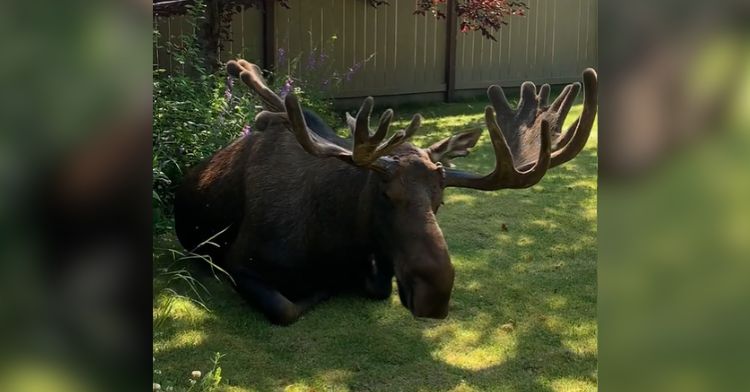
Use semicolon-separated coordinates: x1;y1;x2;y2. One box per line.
397;263;454;320
411;300;450;319
392;210;455;319
409;283;451;319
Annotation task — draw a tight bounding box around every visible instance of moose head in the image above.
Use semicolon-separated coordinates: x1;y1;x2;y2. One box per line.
186;60;597;323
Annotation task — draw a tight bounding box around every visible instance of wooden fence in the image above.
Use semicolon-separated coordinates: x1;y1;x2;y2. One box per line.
154;0;597;101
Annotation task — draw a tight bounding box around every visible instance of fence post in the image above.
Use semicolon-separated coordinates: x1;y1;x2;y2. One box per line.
262;0;275;72
445;0;457;102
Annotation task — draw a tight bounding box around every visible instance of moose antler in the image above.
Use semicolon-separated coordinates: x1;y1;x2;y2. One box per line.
228;59;422;170
444;68;598;190
276;95;422;170
226;59;285;112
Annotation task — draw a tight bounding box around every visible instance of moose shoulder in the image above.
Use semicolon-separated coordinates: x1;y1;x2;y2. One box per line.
175;59;598;325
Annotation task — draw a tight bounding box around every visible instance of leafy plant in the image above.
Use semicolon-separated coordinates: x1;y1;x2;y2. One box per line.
153;0;257;233
188;352;225;392
153;352;226;392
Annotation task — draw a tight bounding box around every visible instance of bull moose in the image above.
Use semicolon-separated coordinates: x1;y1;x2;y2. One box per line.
174;59;598;325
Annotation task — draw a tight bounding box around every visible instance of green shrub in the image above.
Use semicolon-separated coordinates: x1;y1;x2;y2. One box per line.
152;67;255;232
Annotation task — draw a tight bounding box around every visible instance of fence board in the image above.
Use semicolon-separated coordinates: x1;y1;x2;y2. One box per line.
455;0;596;90
154;7;264;73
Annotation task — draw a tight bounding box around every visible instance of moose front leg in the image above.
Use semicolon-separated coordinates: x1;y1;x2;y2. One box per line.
224;233;328;325
362;254;394;300
230;266;328;325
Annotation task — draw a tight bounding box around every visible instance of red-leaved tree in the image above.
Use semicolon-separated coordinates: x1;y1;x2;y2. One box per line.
415;0;527;40
153;0;526;70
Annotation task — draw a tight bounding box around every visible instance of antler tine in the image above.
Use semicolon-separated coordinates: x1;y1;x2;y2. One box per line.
538;84;551;107
444;107;552;190
349;98;393;144
517;81;539;119
353;97;374;145
281;94;352;161
549;84;573;112
487;84;515;122
226;59;285;112
403;114;423;139
373;113;423;156
556;82;581;125
347;97;422;166
373;109;394;143
549;68;598;166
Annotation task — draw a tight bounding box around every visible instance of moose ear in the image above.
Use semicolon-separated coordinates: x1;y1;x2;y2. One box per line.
426;129;482;164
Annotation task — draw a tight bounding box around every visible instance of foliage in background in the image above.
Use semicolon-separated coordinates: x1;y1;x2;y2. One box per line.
273;36;374;128
416;0;527;40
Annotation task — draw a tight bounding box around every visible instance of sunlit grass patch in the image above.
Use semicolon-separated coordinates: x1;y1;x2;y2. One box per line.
424;315;518;371
154;293;212;323
547;377;597;392
157;329;209;351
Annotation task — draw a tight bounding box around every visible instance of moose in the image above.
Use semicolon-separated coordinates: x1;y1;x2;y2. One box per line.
175;59;598;325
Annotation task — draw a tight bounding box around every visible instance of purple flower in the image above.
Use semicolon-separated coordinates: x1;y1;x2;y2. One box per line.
241;124;252;136
277;48;287;67
306;51;317;71
279;77;294;98
345;62;363;81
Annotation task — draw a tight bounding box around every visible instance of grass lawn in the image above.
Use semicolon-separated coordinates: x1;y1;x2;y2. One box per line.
153;100;597;392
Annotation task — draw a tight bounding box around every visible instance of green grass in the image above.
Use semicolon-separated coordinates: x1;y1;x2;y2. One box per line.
153;101;597;392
